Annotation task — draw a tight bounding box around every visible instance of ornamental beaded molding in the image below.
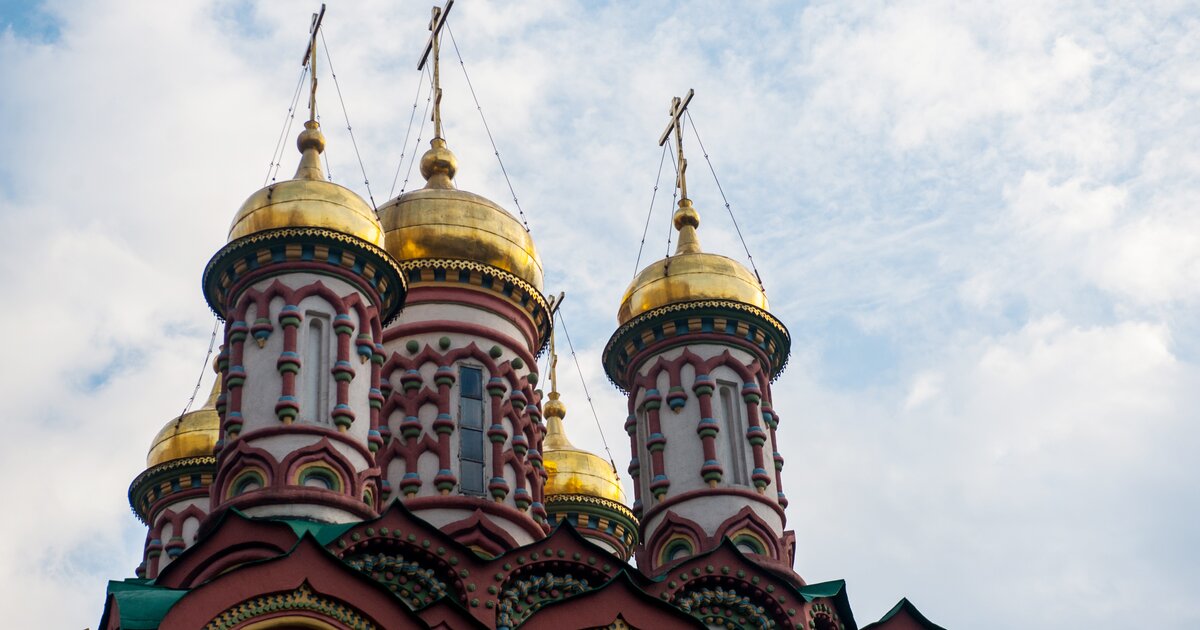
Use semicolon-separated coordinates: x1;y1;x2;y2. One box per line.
207;226;405;280
612;299;789;343
543;493;638;521
203;584;376;630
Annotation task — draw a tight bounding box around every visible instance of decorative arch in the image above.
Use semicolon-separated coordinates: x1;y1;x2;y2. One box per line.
673;584;783;630
239;615;341;630
213;441;278;502
440;510;520;557
281;438;361;496
643;512;705;571
716;505;782;560
159;537;418;629
521;571;705;629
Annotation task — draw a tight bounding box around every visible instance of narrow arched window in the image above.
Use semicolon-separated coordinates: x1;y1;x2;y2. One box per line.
301;313;330;424
459;366;485;495
719;381;748;485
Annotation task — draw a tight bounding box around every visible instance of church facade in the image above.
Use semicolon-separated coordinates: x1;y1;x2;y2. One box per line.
99;7;945;630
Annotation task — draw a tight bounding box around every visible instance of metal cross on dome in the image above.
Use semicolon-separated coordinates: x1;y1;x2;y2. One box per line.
301;4;326;123
658;88;695;201
418;0;455;140
546;290;565;396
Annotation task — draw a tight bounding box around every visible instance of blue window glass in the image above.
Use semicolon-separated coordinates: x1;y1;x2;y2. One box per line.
461;428;484;460
460;401;483;429
459;366;486;496
461;367;483;399
460;460;484;494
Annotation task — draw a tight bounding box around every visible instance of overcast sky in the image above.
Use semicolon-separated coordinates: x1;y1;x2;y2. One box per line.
1;1;1198;628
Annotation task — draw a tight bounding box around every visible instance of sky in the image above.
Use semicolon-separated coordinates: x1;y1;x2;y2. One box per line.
1;0;1198;627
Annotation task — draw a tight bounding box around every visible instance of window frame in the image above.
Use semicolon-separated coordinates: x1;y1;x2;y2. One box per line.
458;365;487;496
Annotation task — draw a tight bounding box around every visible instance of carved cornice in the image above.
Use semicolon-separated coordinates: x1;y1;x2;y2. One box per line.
203;227;406;325
603;299;791;391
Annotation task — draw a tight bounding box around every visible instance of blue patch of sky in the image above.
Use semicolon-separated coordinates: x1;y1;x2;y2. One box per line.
804;316;901;390
41;532;138;581
161;317;218;341
0;0;60;43
211;0;272;41
82;344;146;392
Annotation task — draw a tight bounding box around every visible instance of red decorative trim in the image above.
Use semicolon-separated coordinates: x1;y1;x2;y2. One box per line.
234;424;376;463
640;487;785;526
218;486;377;521
522;572;706;629
439;510;520;556
224;262;385;322
158;537;419;629
623;334;769;390
383;320;536;369
280;438;367;495
157;514;300;588
402;284;541;353
404;496;545;541
143;487;209;526
715;505;783;558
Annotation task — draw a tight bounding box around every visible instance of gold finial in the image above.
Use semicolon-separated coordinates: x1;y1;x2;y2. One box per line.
658;89;701;255
543;292;568;423
542;326;571;450
416;1;457;189
543;323;567;422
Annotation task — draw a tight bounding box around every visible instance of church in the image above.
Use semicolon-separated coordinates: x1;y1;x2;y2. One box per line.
98;5;946;629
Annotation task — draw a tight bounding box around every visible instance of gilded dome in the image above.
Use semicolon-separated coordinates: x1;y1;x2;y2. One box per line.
146;380;220;468
617;198;767;325
541;392;625;504
226;121;385;248
377;138;543;291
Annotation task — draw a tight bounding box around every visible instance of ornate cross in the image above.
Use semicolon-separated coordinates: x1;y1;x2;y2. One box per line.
546;291;565;395
658;88;694;201
418;0;454;140
301;4;326;123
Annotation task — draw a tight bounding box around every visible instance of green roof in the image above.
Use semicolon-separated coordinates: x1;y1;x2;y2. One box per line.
104;579;189;629
280;517;356;545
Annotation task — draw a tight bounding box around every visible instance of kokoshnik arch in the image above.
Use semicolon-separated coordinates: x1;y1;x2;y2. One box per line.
100;5;946;630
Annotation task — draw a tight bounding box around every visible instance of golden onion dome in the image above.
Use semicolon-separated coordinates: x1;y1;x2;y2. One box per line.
226;120;385;248
146;379;220;468
377;138;543;291
541;392;625;504
617;198;767;325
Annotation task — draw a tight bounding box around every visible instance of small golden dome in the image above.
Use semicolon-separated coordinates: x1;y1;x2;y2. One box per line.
226;121;385;248
617;198;767;325
377;138;543;291
146;380;220;468
541;392;626;504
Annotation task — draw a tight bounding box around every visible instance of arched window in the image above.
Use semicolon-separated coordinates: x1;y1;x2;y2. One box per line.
718;381;748;485
459;366;485;495
301;313;330;424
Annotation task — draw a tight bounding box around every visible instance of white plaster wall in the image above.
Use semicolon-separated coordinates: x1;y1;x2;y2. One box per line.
241;502;361;524
238;294;286;433
656;369;707;496
394;301;530;352
631;341;784;548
